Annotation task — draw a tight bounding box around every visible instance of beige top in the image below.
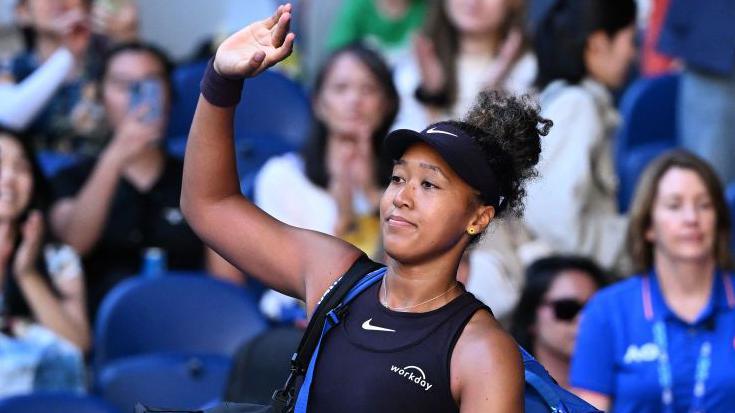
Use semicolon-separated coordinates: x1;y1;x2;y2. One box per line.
524;78;629;272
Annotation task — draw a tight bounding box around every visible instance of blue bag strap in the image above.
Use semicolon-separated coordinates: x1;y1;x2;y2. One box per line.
525;369;568;413
293;267;387;412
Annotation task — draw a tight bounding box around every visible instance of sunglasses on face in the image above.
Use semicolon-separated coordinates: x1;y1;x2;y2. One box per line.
542;298;586;322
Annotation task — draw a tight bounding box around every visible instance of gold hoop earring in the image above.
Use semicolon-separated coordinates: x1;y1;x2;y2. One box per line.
467;227;476;235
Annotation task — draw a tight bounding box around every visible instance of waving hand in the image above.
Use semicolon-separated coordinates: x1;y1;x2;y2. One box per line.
213;4;296;79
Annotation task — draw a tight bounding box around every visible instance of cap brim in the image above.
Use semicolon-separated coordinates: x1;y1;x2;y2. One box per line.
382;129;427;162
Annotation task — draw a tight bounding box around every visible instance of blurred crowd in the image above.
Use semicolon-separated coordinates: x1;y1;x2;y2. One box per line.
0;0;733;411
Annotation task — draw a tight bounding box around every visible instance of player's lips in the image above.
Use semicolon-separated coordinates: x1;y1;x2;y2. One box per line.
386;214;416;228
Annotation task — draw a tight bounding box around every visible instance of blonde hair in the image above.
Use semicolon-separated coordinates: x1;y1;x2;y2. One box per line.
626;150;733;273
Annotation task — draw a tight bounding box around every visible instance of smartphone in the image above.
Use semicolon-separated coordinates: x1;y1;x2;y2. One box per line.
129;79;163;123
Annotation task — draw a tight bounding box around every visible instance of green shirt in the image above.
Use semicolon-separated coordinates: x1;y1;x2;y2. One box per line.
327;0;427;56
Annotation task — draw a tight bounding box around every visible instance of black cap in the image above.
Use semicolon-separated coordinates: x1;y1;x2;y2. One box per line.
383;121;503;207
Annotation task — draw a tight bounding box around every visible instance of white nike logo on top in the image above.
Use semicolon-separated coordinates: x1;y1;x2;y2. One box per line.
362;318;396;332
425;127;458;137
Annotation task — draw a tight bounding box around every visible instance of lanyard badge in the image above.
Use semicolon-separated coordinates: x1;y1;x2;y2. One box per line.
641;272;735;413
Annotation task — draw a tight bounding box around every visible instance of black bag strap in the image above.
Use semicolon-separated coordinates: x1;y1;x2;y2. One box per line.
271;253;385;410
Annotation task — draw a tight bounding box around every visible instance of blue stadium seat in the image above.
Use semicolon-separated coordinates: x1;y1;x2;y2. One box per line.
0;393;121;413
164;61;309;190
165;60;310;149
233;69;311;149
615;73;680;212
37;150;85;178
166;59;209;139
96;354;230;413
94;273;267;368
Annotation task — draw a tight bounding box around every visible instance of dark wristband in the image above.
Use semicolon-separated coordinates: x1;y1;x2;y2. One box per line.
200;57;244;107
414;85;450;107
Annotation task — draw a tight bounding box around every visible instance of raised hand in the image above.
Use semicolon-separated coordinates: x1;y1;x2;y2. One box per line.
0;222;15;270
13;210;44;279
91;0;139;43
413;33;446;94
347;127;377;195
213;4;296;79
105;105;165;166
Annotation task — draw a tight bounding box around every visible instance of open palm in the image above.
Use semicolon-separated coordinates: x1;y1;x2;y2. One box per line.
214;4;295;79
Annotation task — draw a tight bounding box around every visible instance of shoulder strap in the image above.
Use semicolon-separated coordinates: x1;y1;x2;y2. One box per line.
293;254;384;372
271;253;385;411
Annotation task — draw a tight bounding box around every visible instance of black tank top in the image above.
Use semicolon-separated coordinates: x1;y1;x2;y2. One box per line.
307;278;488;412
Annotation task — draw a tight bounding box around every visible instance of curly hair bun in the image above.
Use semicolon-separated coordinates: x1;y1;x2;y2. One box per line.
457;90;552;216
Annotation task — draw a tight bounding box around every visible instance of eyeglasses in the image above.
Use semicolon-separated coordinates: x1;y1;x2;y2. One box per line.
542;298;586;322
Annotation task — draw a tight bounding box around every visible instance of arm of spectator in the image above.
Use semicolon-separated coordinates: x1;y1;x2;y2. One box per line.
181;5;362;313
0;48;73;130
569;292;614;411
524;90;626;268
11;213;90;351
50;150;124;256
51;107;162;255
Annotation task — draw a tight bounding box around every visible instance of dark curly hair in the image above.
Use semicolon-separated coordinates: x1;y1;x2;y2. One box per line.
453;91;552;219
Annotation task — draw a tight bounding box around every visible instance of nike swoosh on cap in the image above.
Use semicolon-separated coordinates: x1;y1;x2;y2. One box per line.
362;318;396;333
425;127;458;137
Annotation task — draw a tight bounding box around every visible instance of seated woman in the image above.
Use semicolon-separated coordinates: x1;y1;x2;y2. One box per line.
393;0;537;130
254;43;398;322
0;126;89;396
571;150;735;412
524;0;637;273
49;42;237;318
510;255;607;388
181;5;552;410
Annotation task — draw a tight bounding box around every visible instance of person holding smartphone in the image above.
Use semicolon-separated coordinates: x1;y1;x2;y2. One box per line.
48;42;238;319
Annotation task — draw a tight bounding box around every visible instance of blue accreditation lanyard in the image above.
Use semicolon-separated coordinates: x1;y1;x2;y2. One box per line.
642;271;735;413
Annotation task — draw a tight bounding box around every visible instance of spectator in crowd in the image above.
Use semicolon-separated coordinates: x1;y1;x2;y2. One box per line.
10;0;102;154
327;0;427;65
510;255;607;388
48;42;236;318
0;46;74;131
393;0;536;131
254;43;398;322
571;150;735;412
9;0;140;155
0;126;88;396
524;0;637;273
658;0;735;185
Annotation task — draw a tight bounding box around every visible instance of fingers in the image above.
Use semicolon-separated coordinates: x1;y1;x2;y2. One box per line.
0;222;13;244
22;211;43;242
271;32;296;63
271;10;291;47
264;3;292;30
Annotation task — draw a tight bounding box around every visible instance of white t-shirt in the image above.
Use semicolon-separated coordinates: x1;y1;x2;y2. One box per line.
393;51;538;130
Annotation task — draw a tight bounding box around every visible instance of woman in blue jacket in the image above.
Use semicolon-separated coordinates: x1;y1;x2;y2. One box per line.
571;150;735;412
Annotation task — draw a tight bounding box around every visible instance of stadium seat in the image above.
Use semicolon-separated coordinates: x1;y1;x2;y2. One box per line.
0;393;121;413
166;61;310;148
37;150;85;178
94;273;267;368
96;353;230;413
166;59;209;139
615;73;680;212
224;326;302;404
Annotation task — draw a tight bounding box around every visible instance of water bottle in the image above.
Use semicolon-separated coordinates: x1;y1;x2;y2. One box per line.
141;247;167;278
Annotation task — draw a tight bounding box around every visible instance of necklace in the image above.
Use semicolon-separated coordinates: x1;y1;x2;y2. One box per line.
382;274;459;312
